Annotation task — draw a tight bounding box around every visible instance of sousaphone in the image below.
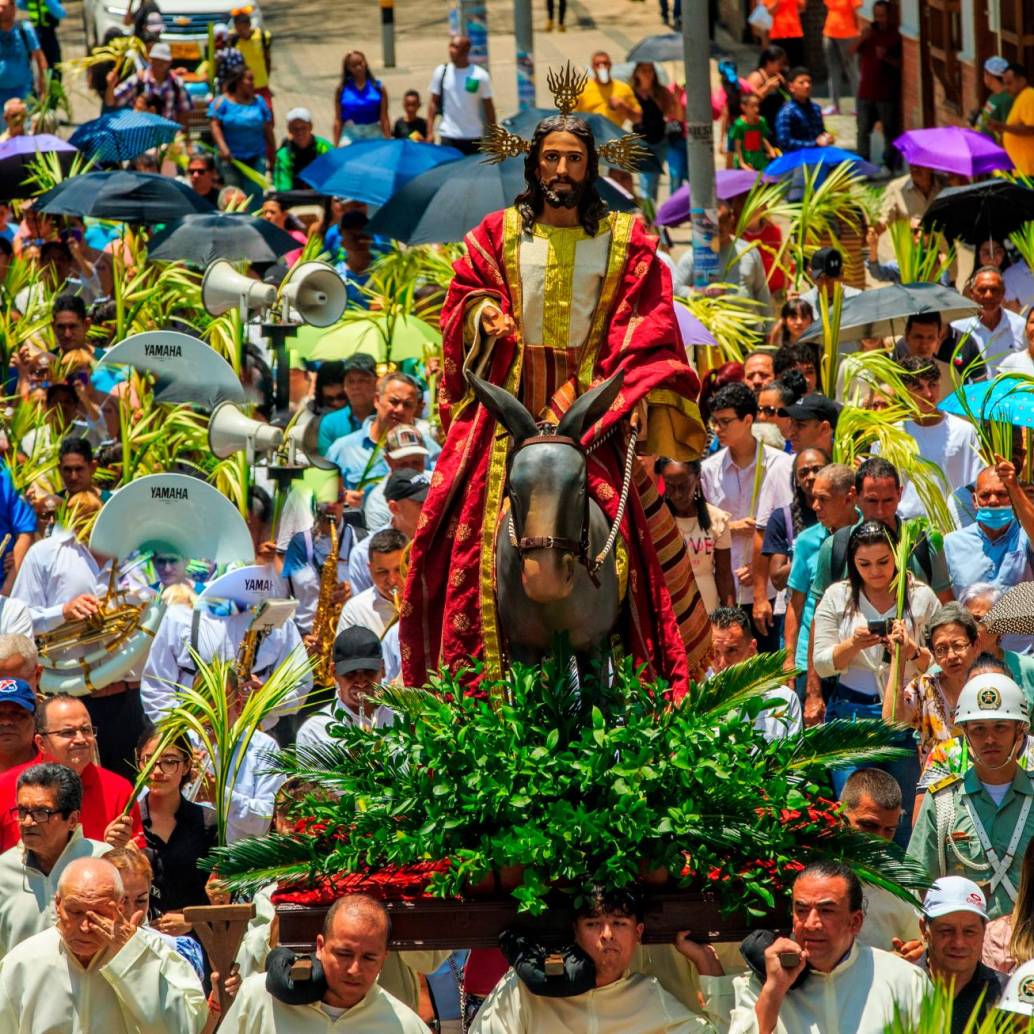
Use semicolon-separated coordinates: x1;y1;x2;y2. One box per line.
38;474;255;695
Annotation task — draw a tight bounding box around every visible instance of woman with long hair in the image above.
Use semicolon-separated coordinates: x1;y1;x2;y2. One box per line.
770;297;815;347
656;457;735;612
886;602;981;766
631;62;674;202
208;67;274;203
332;50;390;145
985;837;1034;973
746;45;788;129
813;520;939;797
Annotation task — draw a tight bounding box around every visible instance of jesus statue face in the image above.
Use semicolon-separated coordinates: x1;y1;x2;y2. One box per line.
536;130;589;210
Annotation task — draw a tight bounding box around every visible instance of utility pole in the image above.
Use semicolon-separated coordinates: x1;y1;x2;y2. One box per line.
514;0;535;111
681;0;718;287
456;0;490;69
380;0;396;68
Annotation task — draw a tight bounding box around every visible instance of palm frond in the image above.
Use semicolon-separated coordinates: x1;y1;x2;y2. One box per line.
792;719;914;771
685;650;794;718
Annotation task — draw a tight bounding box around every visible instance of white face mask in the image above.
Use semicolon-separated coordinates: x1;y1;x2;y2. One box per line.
595;66;610;85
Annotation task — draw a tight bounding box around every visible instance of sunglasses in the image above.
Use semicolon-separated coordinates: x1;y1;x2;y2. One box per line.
230;5;253;15
757;406;787;418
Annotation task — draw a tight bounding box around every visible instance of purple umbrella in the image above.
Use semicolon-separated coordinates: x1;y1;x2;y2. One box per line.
0;134;77;200
675;301;717;348
656;169;761;227
893;127;1013;178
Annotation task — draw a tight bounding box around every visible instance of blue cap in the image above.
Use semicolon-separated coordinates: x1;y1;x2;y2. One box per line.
0;679;35;713
985;56;1009;77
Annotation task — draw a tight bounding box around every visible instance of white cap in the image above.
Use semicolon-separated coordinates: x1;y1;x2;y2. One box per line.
199;564;286;609
955;672;1030;725
149;42;172;61
286;107;313;125
922;876;988;921
1000;959;1034;1016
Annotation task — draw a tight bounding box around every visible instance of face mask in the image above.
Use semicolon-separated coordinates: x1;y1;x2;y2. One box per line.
976;506;1014;530
596;66;610;85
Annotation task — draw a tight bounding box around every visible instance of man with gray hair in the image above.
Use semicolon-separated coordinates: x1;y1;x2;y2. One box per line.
0;855;206;1032
0;764;108;959
839;769;922;956
224;893;427;1031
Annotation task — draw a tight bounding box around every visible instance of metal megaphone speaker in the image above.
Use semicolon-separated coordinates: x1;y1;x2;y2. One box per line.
284;406;336;471
279;261;347;328
202;259;278;318
208;401;285;459
90;473;255;566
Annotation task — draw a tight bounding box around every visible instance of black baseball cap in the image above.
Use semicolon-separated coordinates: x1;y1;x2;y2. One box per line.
342;354;377;375
384;469;430;503
333;627;384;675
783;394;841;426
809;246;843;278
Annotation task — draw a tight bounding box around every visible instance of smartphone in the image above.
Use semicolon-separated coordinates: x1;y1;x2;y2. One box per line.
867;619;891;637
778;950;802;969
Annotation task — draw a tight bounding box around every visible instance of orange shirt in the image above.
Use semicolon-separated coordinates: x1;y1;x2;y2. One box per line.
766;0;804;39
823;0;862;38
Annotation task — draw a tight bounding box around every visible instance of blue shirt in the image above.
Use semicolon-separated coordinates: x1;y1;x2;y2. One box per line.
317;405;364;455
338;77;383;127
326;416;440;490
944;519;1034;597
786;522;828;670
774;98;825;152
207;94;271;161
0;21;38;92
0;465;36;564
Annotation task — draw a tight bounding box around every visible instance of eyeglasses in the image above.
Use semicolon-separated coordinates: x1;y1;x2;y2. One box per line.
137;753;187;775
9;805;64;824
931;640;973;660
758;406;788;418
39;724;97;740
710;416;740;430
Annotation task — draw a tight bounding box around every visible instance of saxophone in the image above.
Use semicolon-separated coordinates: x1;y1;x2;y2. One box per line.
310;519;345;686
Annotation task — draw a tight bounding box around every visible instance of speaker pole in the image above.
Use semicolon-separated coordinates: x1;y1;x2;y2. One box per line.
262;322;299;417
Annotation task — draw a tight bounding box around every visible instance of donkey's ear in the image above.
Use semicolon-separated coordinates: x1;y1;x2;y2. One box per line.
556;371;625;440
466;372;538;444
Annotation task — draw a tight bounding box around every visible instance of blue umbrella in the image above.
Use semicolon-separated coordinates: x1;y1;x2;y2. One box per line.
764;146;877;179
938;375;1034;427
299;139;464;206
69;110;182;164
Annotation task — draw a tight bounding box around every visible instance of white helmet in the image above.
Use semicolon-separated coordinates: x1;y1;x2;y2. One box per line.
1000;959;1034;1016
954;672;1030;726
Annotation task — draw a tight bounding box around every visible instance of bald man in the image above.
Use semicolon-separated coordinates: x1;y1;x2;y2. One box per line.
0;856;206;1033
223;894;426;1032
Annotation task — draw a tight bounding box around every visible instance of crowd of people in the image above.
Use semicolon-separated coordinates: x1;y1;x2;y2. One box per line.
0;0;1031;1032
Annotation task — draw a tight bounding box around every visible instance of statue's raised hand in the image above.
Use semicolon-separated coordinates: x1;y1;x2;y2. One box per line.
480;305;516;339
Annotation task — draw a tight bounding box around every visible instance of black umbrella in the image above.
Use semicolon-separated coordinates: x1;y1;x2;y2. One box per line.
366;153;636;245
147;212;300;266
626;32;685;63
501;108;662;172
35;170;216;223
798;283;978;343
921;179;1034;245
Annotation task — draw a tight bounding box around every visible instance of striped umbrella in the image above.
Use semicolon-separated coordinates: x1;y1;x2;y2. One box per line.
70;110;182;163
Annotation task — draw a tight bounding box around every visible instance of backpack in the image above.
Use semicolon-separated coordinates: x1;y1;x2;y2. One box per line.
829;522;935;587
432;63;448;118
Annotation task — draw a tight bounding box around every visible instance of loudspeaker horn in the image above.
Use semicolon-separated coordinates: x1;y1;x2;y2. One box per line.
208;401;284;459
202;260;278;318
284;407;337;471
280;261;347;328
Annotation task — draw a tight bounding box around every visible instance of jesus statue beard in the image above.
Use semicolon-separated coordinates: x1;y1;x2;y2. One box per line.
541;178;583;210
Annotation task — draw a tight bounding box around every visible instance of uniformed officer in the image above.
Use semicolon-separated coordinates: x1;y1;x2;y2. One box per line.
907;672;1034;919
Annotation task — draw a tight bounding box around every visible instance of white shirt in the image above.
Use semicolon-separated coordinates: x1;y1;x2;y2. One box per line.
0;596;32;639
363;482;391;534
140;603;312;727
1004;260;1034;308
470;968;712;1033
754;686;803;741
217;728;284;845
998;348;1034;376
296;697;395;755
338;585;396;638
429;62;493;140
701;444;793;605
347;524;391;597
0;830;109;959
702;943;928;1034
951;308;1026;376
896;416;982;520
10;528;150;634
812;579;941;698
857;883;921;954
224;974;427;1033
0;926;207;1034
382;622;402;682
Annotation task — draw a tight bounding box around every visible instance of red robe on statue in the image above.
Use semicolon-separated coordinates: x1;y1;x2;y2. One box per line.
400;207;709;696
